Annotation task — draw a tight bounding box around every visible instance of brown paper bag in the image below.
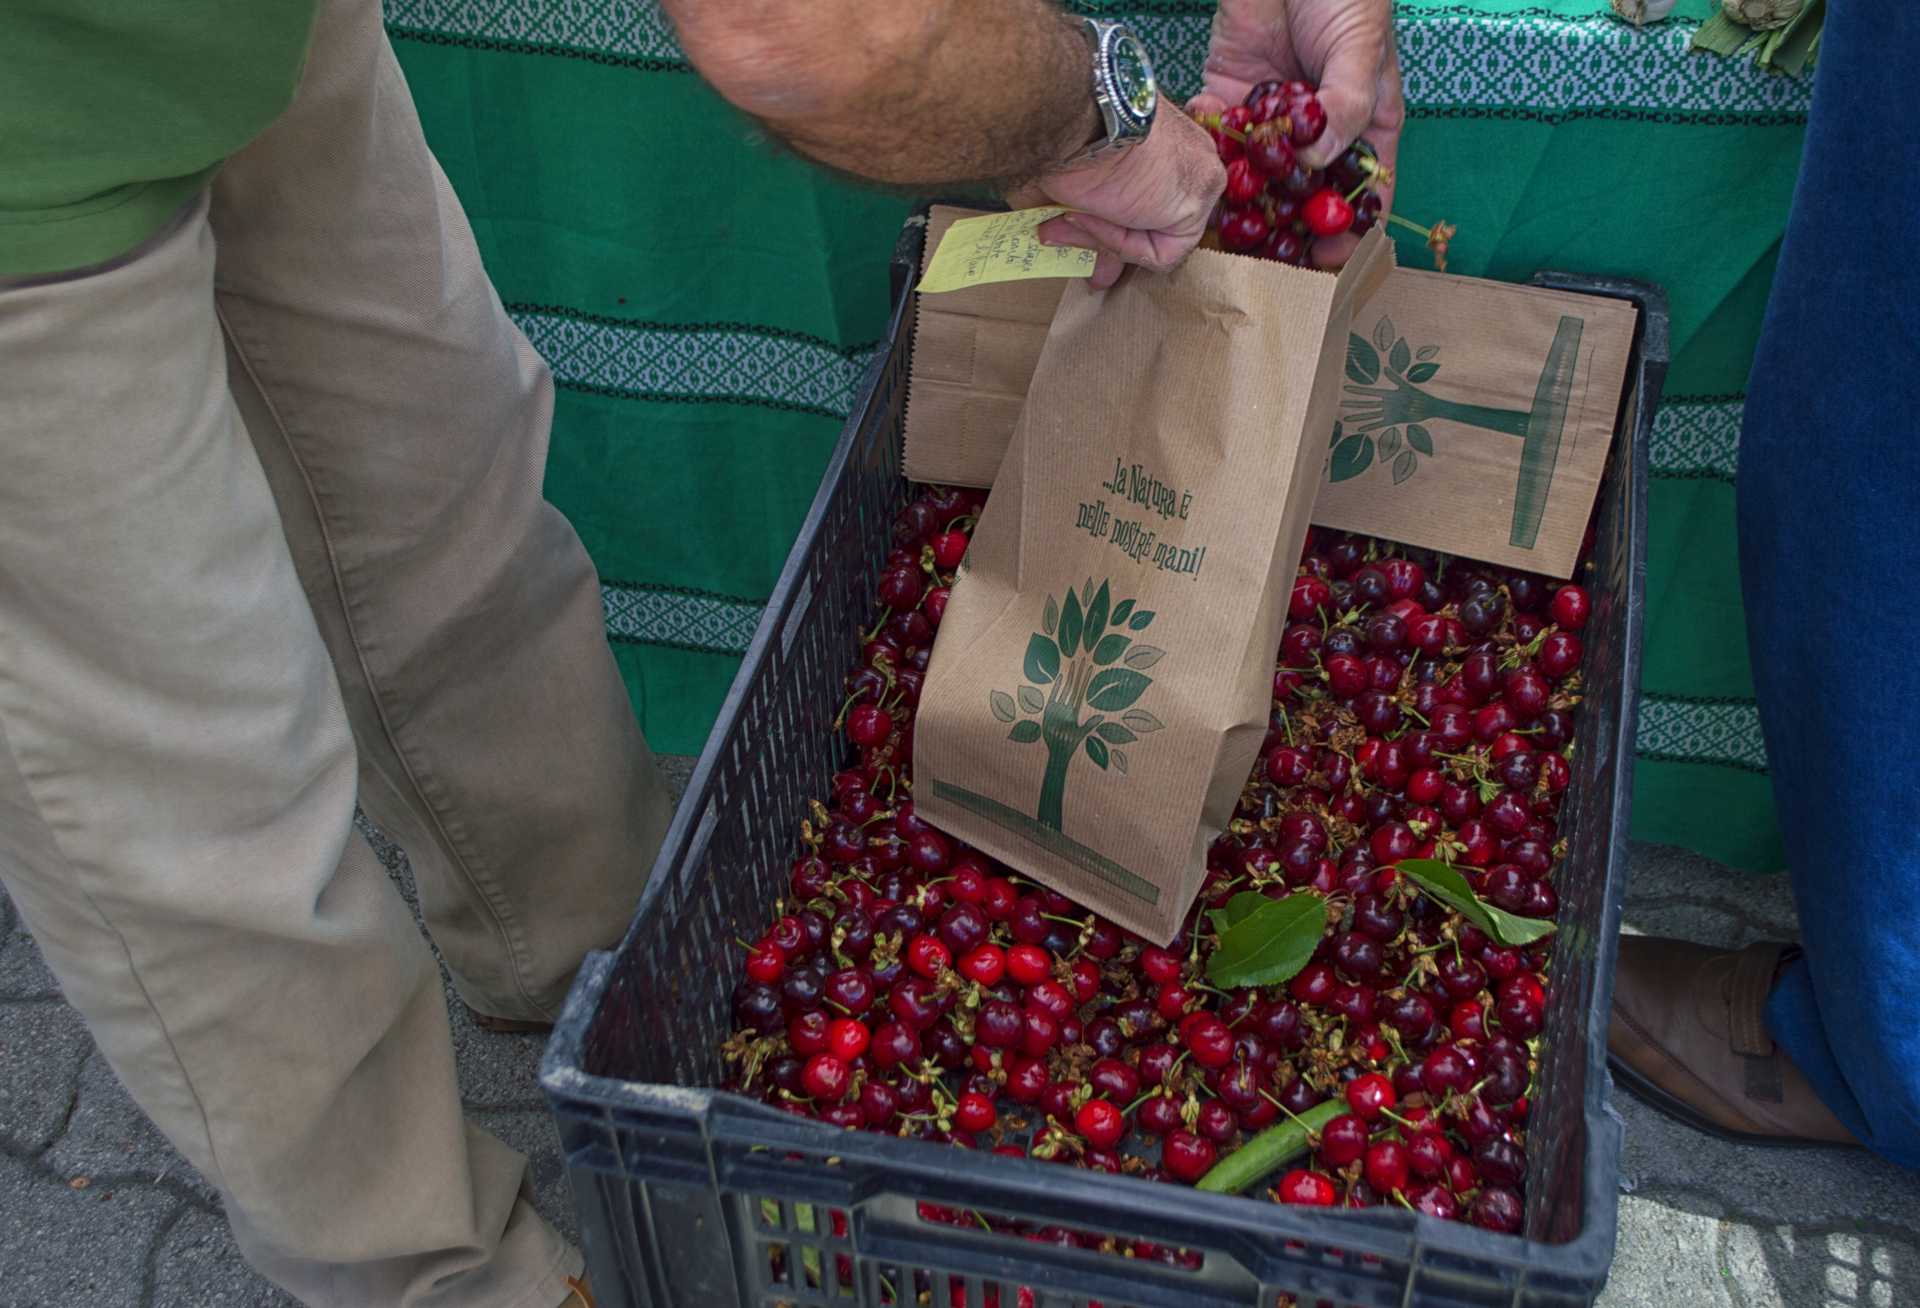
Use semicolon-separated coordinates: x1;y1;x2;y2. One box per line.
1310;272;1636;575
904;207;1637;579
915;230;1393;945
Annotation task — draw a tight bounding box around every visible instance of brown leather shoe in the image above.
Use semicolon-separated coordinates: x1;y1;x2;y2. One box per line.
1608;935;1859;1148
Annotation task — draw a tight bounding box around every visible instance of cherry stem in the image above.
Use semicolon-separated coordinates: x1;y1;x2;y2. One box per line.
1387;212;1436;240
1259;1089;1322;1140
1380;1107;1418;1129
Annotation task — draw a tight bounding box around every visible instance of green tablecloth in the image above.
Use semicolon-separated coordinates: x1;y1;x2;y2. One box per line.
381;0;1806;873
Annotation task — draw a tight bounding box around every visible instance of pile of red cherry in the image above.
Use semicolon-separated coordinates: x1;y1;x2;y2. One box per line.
1194;80;1389;265
723;485;1592;1258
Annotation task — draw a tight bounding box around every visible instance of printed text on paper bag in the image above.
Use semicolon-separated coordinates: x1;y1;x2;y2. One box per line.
1075;457;1207;580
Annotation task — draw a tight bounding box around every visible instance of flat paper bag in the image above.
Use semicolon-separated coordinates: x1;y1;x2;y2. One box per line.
915;230;1393;945
904;207;1637;578
1314;272;1637;575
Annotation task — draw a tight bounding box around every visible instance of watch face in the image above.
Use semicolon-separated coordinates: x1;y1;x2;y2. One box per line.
1110;32;1158;128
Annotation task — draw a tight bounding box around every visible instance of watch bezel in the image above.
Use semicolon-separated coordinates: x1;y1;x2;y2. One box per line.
1102;27;1157;134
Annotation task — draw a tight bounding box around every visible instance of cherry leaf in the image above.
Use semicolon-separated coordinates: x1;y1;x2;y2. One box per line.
1207;893;1328;990
1395;859;1556;945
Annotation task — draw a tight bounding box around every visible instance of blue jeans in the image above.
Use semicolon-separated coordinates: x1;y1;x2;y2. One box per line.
1742;1;1920;1169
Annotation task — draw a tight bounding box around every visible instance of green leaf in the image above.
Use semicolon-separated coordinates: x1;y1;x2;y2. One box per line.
1095;721;1138;745
1059;589;1084;658
1330;432;1375;482
1110;598;1135;626
1396;859;1557;946
1017;685;1045;714
1122;644;1165;671
1345;335;1380;386
1085;735;1110;770
1091;633;1130;665
1087;667;1152;712
1008;720;1042;744
1024;633;1060;685
1328;419;1345;448
1205;891;1271;935
1373;316;1396;354
1690;11;1753;55
990;691;1016;723
1379;428;1402;459
1392;450;1417;485
1112;749;1129;775
1121;709;1165;734
1407;423;1434;456
1083;580;1111;652
1043;594;1058;636
1389;338;1412;374
1128;610;1155;630
1207;893;1328;990
1416;345;1440;361
1407;362;1440;384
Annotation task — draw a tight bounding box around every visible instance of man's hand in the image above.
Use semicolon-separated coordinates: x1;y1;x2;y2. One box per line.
664;1;1223;286
1015;98;1226;290
1188;0;1403;267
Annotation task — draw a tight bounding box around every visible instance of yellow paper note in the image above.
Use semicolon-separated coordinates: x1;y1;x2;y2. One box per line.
916;206;1096;294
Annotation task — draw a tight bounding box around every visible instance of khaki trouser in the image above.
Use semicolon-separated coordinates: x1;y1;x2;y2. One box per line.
0;0;673;1302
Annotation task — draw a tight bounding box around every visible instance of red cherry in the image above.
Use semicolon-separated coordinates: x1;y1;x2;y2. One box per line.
930;530;969;572
1075;1100;1125;1150
827;1018;870;1062
1291;574;1332;620
1344;1072;1397;1122
801;1054;852;1102
744;940;786;985
1006;944;1051;986
906;934;951;979
1225;157;1265;205
846;704;892;748
1320;1113;1370;1167
1245;121;1298;177
953;1092;997;1134
1303;188;1356;237
1549;584;1591;630
1218;206;1271;252
1276;1169;1337;1206
958;944;1006;986
1364;1139;1411;1194
1284;93;1329;148
1163;1130;1219;1184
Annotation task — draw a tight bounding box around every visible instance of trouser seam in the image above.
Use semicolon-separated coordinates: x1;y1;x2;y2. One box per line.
0;692;233;1194
215;300;549;1021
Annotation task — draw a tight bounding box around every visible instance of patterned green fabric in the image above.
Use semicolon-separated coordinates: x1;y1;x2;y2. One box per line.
383;0;1804;871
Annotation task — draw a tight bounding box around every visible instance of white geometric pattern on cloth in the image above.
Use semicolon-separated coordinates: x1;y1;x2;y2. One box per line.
1650;397;1743;479
603;581;763;654
511;309;875;416
384;0;683;58
1635;696;1769;771
383;2;1812;116
1394;12;1811;115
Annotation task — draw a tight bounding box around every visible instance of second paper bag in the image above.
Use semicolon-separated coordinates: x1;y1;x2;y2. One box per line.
916;231;1391;944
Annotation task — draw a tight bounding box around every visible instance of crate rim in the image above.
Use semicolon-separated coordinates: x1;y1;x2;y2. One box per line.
542;206;1670;1298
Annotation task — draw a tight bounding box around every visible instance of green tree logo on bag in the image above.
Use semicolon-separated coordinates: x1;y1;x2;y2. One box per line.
1329;312;1585;550
987;578;1165;831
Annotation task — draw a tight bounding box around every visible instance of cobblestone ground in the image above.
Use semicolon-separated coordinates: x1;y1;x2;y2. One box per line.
2;758;1915;1307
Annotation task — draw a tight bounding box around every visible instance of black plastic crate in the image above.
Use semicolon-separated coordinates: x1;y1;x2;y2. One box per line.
541;209;1670;1308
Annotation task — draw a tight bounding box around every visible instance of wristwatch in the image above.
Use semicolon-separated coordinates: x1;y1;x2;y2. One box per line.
1064;17;1158;166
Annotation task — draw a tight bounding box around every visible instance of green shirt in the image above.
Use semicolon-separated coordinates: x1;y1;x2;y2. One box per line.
0;2;319;276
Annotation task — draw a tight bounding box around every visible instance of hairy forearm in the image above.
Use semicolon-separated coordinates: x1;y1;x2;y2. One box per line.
666;0;1100;188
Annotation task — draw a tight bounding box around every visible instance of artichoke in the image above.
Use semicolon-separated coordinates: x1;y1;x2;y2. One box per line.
1611;0;1677;24
1721;0;1804;31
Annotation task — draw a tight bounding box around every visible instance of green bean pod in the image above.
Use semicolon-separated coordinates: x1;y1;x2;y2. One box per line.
1194;1098;1345;1195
